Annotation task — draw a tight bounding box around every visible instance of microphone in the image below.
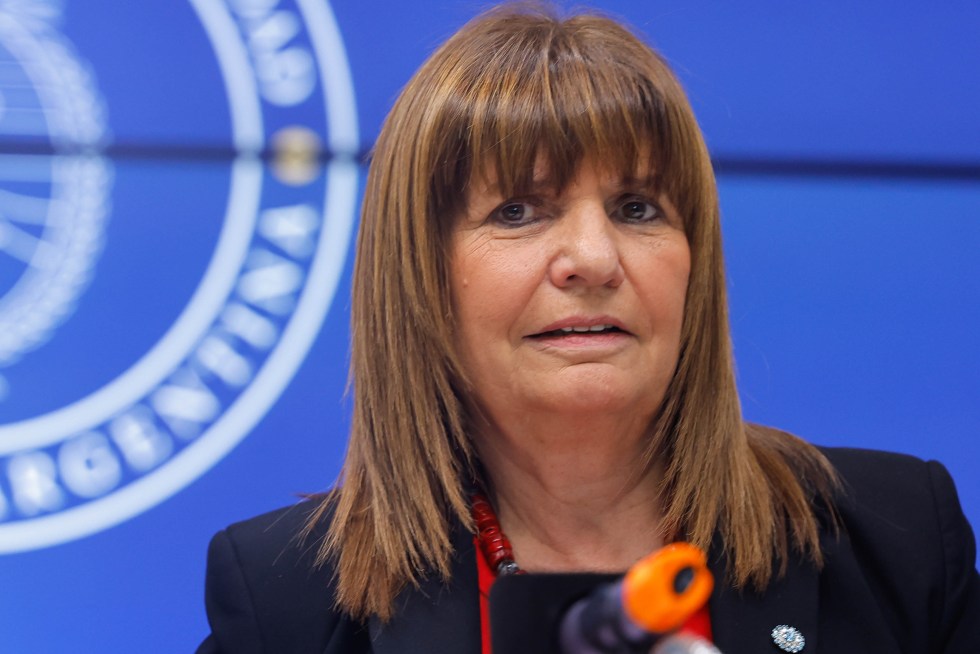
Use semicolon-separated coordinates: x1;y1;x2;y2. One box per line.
559;543;715;653
489;543;720;653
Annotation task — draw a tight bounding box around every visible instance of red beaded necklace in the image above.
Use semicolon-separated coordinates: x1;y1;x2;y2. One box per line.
471;491;523;576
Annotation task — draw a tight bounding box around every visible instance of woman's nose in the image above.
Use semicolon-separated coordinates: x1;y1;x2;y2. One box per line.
548;206;625;289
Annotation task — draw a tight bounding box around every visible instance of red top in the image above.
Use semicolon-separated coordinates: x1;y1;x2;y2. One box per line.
475;536;713;654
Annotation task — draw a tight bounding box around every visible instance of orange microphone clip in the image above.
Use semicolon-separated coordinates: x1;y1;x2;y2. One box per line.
559;542;716;653
621;542;714;634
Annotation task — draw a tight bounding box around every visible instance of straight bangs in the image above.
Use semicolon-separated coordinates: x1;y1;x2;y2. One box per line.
427;10;708;233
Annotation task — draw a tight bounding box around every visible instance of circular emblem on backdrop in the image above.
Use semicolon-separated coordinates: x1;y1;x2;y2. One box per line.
0;0;358;552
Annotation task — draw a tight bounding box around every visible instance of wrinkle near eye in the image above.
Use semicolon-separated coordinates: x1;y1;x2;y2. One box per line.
458;230;498;262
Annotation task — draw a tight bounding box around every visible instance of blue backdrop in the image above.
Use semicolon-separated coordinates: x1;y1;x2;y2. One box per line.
0;1;976;651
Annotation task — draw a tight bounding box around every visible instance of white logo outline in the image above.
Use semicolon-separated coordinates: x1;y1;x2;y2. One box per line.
0;0;358;552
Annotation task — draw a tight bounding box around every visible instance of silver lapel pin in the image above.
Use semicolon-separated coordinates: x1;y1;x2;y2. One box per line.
771;624;805;652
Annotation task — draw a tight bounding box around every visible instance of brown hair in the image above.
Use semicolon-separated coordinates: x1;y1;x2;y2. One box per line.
309;2;839;621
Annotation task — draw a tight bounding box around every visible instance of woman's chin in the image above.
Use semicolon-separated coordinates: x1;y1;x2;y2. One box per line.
517;380;663;419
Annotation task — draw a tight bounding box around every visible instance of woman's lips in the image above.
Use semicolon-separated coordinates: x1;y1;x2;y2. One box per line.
530;316;631;338
531;324;625;338
525;317;633;353
526;332;631;357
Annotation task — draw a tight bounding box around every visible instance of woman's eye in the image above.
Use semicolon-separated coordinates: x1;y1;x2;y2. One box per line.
616;198;659;222
492;201;537;225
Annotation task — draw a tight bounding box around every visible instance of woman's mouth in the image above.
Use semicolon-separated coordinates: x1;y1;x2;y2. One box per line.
531;324;625;338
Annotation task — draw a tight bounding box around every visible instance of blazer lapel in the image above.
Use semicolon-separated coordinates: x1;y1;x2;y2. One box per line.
368;519;481;654
708;539;820;654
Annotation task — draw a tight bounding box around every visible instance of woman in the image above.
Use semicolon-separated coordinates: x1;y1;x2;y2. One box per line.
198;4;979;653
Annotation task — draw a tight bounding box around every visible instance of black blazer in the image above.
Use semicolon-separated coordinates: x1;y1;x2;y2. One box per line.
196;448;980;653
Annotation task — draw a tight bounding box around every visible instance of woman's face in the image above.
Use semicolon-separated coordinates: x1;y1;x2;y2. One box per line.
450;157;690;428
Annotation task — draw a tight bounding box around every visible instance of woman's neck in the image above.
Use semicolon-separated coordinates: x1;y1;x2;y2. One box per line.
476;415;666;573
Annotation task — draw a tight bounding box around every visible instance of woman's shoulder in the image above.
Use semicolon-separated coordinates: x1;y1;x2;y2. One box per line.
215;495;331;568
198;496;369;653
820;443;945;480
817;445;964;524
815;445;971;558
814;445;980;650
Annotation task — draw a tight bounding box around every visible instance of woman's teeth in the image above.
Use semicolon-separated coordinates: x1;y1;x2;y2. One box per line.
560;325;616;333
